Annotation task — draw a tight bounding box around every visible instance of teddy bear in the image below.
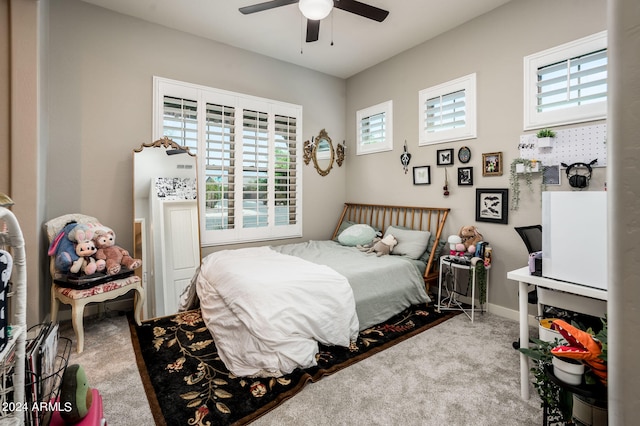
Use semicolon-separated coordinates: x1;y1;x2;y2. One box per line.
93;227;141;275
357;234;398;256
458;225;483;254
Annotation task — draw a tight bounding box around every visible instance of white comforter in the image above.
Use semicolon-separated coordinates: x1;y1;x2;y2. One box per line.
194;246;360;377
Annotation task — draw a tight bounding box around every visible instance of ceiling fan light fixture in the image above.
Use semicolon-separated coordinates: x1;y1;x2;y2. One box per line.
298;0;333;20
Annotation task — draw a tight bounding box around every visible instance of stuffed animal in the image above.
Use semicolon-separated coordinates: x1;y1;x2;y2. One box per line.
69;238;100;275
93;228;141;275
357;234;398;256
48;222;80;273
59;364;93;424
458;225;483;254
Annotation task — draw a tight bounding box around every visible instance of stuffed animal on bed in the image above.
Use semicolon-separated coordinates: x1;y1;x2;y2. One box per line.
357;234;398;256
458;225;483;254
93;227;141;275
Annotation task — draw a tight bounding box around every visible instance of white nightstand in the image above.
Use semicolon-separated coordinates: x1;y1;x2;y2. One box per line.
436;255;489;322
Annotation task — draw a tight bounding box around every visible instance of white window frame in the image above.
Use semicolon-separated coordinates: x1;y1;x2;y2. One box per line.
153;76;303;246
523;31;607;131
356;100;393;155
418;73;477;146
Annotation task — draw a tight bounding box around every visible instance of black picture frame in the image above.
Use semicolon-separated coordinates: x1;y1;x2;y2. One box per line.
458;167;473;186
436;148;454;166
413;166;431;185
476;188;509;224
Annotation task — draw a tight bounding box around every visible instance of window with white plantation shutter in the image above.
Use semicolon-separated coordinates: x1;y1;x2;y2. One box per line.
356;100;393;155
162;96;198;153
419;73;476;146
153;77;302;246
524;31;607;130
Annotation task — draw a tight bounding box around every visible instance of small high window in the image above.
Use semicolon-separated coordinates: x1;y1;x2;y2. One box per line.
418;73;477;146
524;31;607;130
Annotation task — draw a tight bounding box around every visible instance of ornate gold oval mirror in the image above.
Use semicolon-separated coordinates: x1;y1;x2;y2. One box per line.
133;137;201;319
310;129;334;176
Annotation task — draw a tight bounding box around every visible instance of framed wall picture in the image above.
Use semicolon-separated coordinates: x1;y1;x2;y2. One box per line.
413;166;431;185
458;167;473;186
482;152;503;176
436;148;454;166
476;188;509;224
543;164;561;185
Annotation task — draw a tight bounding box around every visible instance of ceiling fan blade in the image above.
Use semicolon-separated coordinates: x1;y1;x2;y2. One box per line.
334;0;389;22
306;20;320;42
239;0;299;15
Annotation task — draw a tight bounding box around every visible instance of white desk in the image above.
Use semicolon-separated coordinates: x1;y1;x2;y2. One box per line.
507;267;607;400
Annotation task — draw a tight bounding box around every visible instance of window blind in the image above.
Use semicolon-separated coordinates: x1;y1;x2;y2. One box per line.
162;96;198;153
424;89;466;133
536;49;607;113
359;112;386;145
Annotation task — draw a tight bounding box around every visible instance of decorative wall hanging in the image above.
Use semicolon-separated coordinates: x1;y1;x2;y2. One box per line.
476;188;509;224
412;166;431;185
458;167;473;186
437;148;454;166
336;141;345;167
303;139;315;165
458;146;471;164
443;168;450;196
400;141;411;174
482;152;503;176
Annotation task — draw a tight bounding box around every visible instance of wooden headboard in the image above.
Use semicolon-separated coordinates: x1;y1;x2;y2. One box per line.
331;203;450;286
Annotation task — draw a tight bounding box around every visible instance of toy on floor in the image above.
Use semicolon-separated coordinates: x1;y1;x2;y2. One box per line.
59;364;93;424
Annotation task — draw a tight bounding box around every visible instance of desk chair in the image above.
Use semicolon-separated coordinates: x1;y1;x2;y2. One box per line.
512;225;542;349
45;214;144;353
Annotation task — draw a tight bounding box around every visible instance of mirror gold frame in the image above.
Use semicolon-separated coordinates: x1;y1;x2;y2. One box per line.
308;129;335;176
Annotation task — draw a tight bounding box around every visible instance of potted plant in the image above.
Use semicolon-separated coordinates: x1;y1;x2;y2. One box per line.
536;128;556;148
509;158;541;210
519;337;573;424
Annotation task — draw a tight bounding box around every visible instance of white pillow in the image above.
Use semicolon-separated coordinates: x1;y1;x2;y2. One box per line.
338;224;377;247
384;226;431;260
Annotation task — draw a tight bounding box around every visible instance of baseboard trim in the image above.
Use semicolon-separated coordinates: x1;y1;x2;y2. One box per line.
487;303;539;328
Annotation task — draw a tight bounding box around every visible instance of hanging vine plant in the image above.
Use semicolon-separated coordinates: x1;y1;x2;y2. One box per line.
509;158;540;210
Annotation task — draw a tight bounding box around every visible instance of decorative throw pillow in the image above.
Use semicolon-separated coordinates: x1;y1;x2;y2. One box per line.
338;224;377;247
384;226;431;260
333;220;357;241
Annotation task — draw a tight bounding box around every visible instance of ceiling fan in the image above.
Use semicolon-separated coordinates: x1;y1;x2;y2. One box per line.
239;0;389;43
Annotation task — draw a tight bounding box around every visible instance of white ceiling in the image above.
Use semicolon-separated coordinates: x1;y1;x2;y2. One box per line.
80;0;511;79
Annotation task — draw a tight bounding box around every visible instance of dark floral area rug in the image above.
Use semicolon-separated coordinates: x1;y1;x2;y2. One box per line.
130;304;458;426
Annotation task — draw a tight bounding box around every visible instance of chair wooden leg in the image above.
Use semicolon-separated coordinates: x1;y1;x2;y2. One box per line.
134;287;145;326
51;287;59;323
71;301;87;354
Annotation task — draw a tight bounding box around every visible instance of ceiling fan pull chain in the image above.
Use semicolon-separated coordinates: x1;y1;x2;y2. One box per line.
300;14;304;54
330;11;334;46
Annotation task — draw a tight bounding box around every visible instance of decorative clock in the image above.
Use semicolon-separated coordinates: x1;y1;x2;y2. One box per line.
458;146;471;164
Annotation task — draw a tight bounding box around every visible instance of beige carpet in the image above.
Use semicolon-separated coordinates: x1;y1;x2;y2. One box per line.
60;309;542;426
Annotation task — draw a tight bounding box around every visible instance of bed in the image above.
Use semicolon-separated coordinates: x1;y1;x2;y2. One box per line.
188;203;450;378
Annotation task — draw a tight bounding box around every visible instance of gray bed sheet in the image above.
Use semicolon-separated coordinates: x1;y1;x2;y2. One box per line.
272;240;430;330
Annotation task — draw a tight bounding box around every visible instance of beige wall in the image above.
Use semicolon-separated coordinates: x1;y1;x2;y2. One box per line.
345;0;607;315
45;0;348;261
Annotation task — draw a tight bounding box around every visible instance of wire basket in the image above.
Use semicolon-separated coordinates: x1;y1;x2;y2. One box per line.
24;336;71;426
